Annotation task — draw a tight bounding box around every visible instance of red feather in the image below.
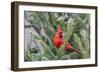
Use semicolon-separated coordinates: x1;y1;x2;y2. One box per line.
65;43;73;51
65;43;81;55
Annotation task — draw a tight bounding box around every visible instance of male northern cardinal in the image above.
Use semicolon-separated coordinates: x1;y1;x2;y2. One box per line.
53;25;80;55
53;25;63;48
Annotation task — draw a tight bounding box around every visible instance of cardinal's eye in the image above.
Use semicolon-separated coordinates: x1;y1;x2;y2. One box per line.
59;32;63;34
59;32;63;38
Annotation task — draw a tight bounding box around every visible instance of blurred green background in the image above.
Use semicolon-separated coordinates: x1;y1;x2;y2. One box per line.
24;11;90;61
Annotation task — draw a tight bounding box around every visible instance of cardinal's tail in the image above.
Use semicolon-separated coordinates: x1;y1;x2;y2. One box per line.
72;48;81;55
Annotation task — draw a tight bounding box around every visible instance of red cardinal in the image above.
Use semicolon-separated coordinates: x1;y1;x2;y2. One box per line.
65;43;81;55
53;25;63;48
53;25;80;55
